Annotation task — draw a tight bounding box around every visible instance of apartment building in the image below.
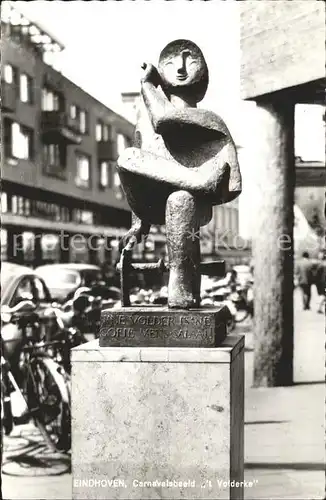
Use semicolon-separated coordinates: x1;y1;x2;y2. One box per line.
1;4;136;267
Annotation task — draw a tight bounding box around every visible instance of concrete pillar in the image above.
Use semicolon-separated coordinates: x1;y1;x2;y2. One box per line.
253;98;295;386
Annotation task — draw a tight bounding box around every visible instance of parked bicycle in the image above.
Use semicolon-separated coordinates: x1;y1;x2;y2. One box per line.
41;301;88;374
1;300;71;453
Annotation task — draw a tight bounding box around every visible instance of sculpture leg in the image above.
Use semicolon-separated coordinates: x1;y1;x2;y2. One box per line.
165;190;201;309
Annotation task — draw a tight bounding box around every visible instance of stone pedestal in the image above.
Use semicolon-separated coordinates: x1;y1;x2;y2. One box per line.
99;306;230;348
72;335;244;500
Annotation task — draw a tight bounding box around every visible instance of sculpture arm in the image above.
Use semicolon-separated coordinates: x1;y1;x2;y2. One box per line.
141;81;174;132
118;212;151;253
117;147;232;197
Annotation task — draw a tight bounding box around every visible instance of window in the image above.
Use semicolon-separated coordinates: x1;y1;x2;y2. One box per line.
113;171;121;188
11;196;18;214
42;87;61;111
1;229;7;261
7;196;30;217
70;106;88;133
41;234;60;262
61;207;70;223
1;192;8;213
113;170;123;200
79;110;87;134
25;199;31;216
70;104;77;119
18;196;25;216
11;122;33;160
4;64;14;84
117;133;126;156
76;154;91;188
22;232;34;263
96;122;111;142
43;144;60;165
80;210;93;225
19;73;32;103
99;161;113;189
43;144;66;178
96;123;102;142
103;125;110;142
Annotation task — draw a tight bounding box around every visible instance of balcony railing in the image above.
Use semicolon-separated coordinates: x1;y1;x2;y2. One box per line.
43;163;67;180
41;111;82;145
97;140;116;161
1;82;17;112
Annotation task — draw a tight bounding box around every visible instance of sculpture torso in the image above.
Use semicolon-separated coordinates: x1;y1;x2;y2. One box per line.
121;95;237;225
116;39;242;309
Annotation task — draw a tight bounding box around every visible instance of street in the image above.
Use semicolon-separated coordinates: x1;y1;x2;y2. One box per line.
2;288;325;500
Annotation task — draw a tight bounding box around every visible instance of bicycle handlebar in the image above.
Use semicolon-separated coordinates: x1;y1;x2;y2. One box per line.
2;300;37;315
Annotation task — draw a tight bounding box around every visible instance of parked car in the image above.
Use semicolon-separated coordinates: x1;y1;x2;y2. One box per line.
36;264;104;302
1;263;52;309
1;262;53;361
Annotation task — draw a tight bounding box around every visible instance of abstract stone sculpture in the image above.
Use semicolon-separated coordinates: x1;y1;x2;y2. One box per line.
117;39;241;309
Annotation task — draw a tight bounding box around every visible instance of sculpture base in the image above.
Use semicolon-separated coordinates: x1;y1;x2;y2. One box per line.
99;306;230;348
71;336;244;499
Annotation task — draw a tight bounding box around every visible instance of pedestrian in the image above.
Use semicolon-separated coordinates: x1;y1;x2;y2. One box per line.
295;251;314;310
315;253;326;314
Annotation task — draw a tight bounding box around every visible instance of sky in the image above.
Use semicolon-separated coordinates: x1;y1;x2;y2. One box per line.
11;0;325;160
13;1;242;128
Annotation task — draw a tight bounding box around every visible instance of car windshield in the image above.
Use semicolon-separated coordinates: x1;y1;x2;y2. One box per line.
38;269;80;287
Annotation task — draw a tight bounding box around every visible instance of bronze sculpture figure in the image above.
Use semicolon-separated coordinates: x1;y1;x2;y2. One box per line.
117;39;241;309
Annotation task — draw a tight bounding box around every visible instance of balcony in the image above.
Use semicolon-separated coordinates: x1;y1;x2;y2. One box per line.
43;163;67;180
1;82;16;112
97;140;116;161
41;111;82;145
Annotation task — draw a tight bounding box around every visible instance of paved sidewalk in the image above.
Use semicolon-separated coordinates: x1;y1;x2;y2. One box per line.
244;288;325;499
2;289;325;499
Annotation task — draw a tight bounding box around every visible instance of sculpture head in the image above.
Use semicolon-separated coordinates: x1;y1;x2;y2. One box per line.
158;39;209;103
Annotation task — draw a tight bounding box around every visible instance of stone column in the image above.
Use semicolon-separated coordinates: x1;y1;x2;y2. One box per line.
252;98;295;387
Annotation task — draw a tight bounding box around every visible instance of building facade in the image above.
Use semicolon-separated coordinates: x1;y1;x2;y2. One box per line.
1;4;136;267
201;197;251;267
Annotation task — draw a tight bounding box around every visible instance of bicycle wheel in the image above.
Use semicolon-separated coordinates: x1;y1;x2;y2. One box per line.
25;356;71;452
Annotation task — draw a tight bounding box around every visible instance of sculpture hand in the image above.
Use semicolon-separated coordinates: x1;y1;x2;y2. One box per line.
141;62;161;87
119;222;150;253
119;227;140;253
